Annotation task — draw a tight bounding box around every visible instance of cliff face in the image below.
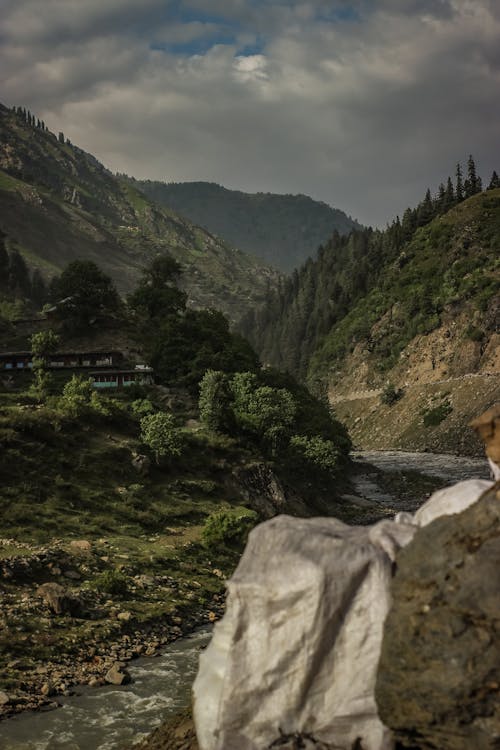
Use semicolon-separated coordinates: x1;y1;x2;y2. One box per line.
330;311;500;455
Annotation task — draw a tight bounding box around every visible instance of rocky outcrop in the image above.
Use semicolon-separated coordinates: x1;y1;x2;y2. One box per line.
232;463;310;518
376;483;500;749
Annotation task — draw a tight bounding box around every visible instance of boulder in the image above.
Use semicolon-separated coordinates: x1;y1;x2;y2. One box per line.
105;662;131;686
233;464;309;518
131;453;151;476
36;582;82;616
376;482;500;750
69;540;92;553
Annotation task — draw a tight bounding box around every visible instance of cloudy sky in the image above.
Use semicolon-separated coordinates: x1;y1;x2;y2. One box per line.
2;0;499;225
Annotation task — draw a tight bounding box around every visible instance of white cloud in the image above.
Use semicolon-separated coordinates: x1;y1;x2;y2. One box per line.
1;0;499;225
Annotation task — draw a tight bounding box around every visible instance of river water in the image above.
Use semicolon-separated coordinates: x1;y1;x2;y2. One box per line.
0;628;211;750
0;451;492;750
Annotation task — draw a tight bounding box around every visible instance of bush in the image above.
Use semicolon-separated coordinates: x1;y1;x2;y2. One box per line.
289;434;341;474
92;569;130;597
380;383;403;406
198;370;233;432
130;398;155;418
58;375;94;417
422;400;452;427
201;508;258;550
140;411;184;464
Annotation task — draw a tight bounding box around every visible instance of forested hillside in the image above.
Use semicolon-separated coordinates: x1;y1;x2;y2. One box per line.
135;179;360;272
0;104;278;324
240;159;500;452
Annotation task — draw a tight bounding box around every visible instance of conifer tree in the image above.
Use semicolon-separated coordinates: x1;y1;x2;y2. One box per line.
455;163;464;201
487;170;500;190
444;176;455;208
465;155;481;197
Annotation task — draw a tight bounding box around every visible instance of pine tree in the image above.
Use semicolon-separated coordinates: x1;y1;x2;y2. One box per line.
487;170;500;190
465;155;481;197
417;188;434;226
58;132;65;143
445;176;454;203
455;163;464;201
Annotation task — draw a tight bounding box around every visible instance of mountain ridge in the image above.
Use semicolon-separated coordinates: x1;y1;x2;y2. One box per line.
0;103;278;324
135;178;361;272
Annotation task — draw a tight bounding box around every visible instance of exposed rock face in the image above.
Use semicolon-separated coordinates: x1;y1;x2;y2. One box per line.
233;464;310;518
376;483;500;750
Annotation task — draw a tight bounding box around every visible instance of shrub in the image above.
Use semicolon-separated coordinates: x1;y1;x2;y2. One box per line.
380;383;403;406
422;400;452;427
201;508;258;550
289;434;341;474
198;370;233;432
92;569;130;597
140;411;184;464
58;375;94;417
130;398;155;418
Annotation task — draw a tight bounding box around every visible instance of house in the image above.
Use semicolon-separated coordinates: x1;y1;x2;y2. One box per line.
89;366;154;389
0;350;123;371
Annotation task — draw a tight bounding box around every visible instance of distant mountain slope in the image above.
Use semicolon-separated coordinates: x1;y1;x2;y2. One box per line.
135;179;361;272
0;104;278;323
242;187;500;453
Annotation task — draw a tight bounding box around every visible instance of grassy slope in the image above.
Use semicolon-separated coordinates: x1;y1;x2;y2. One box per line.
0;375;259;703
0;105;278;323
309;190;500;385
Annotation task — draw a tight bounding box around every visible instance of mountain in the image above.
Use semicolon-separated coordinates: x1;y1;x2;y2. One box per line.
0;104;278;323
134;179;361;272
242;186;500;454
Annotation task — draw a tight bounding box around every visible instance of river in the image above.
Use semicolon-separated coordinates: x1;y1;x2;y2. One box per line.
0;628;211;750
0;451;492;750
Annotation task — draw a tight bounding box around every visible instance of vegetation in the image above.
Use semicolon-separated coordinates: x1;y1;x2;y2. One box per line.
422;400;453;427
140;412;184;464
48;260;121;331
240;160;500;391
0;102;278;324
201;508;258;551
381;383;403;406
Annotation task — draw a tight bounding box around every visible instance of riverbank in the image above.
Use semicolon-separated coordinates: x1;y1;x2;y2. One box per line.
0;530;230;721
0;450;491;737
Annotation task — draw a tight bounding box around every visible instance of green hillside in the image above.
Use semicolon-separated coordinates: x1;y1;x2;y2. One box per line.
135;179;360;272
0;104;278;323
241;172;500;452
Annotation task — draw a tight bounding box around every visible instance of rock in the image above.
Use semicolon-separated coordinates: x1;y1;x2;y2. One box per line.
40;683;54;697
36;582;82;616
63;569;81;580
0;691;10;706
233;463;308;518
69;540;92;553
105;662;131;686
131;453;151;476
117;611;132;622
376;483;500;750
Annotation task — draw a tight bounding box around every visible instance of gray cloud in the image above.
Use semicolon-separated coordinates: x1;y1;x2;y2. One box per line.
1;0;499;226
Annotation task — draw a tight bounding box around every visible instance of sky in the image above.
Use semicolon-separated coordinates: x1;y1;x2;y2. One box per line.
1;0;500;226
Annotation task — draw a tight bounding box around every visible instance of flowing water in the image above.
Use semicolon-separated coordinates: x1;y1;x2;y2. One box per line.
0;451;492;750
0;628;211;750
